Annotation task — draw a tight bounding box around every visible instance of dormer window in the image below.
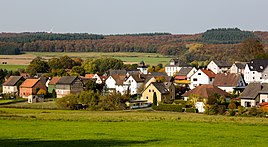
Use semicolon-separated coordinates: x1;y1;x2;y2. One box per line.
260;66;263;69
250;66;253;69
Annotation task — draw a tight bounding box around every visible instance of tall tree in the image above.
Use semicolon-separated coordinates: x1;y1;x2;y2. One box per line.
26;57;49;76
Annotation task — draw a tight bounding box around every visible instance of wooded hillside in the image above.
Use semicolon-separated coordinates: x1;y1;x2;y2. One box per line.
0;29;268;62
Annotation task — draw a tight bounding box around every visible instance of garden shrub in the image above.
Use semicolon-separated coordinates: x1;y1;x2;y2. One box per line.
229;110;236;116
217;105;226;115
248;107;258;116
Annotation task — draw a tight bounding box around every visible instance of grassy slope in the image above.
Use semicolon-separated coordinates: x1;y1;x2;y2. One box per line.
0;108;268;147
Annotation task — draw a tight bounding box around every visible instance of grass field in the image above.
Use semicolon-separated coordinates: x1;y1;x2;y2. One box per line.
0;52;172;71
0;65;27;71
0;108;268;147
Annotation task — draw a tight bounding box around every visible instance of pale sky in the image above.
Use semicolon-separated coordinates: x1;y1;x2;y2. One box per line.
0;0;267;34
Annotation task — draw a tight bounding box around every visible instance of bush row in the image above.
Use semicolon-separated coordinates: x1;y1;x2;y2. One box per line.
152;104;183;112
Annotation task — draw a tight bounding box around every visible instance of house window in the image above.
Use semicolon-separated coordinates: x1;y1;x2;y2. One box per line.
210;78;213;82
198;73;201;75
152;89;154;92
193;78;197;81
253;72;255;74
149;89;151;92
245;102;251;107
253;77;255;80
260;77;262;80
146;96;148;100
262;99;265;103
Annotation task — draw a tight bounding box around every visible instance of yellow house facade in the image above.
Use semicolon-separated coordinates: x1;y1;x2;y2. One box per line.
141;82;175;104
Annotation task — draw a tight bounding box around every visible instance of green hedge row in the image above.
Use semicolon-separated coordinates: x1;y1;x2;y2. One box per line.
173;100;186;106
185;108;197;113
153;104;183;112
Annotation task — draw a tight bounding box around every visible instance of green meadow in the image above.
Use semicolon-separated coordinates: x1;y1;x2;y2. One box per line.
0;108;267;147
0;65;27;71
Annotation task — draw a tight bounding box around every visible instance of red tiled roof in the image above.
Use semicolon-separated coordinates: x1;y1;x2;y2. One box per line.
201;69;216;78
175;75;187;80
48;77;61;85
20;79;39;88
85;74;94;79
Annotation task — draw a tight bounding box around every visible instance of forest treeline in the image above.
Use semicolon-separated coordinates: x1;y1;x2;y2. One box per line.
201;28;256;44
0;29;268;63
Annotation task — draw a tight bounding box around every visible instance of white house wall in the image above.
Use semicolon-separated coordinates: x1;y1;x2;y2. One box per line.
244;64;262;84
207;61;220;74
2;86;18;94
260;94;268;103
105;76;116;89
241;99;256;107
190;70;211;89
165;66;182;76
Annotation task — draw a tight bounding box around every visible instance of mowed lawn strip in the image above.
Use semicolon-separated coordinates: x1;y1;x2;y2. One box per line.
0;108;268;146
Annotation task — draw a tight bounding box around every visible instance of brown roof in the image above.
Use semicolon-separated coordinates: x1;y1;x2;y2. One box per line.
182;84;231;98
151;82;173;94
20;79;40;88
213;73;242;87
201;69;216;78
111;75;126;85
48;77;61;85
131;74;147;83
3;76;23;86
85;74;94;79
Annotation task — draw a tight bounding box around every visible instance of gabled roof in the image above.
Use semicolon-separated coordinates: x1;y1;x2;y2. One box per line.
234;62;247;69
247;59;268;72
239;83;267;99
56;76;78;85
213;60;232;68
182;84;231;98
166;59;190;67
213;73;243;87
3;76;23;86
177;67;193;76
111;75;126;85
85;74;94;79
151;82;173;94
20;79;40;88
48;77;61;85
200;69;216;78
131;74;146;83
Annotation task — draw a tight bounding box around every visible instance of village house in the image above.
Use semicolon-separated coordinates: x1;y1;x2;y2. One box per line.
48;77;61;93
213;73;246;93
207;60;232;74
189;69;216;89
105;74;128;94
182;84;231;112
165;59;191;76
230;62;247;74
174;67;197;85
137;61;148;74
2;76;24;94
55;76;84;98
244;59;268;84
125;74;147;95
141;82;175;105
19;79;47;99
240;83;268;107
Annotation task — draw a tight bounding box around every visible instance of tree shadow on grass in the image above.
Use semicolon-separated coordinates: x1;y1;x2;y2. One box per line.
0;138;160;147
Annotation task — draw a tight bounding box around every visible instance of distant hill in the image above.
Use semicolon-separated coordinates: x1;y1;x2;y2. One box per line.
0;29;268;62
201;28;256;44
